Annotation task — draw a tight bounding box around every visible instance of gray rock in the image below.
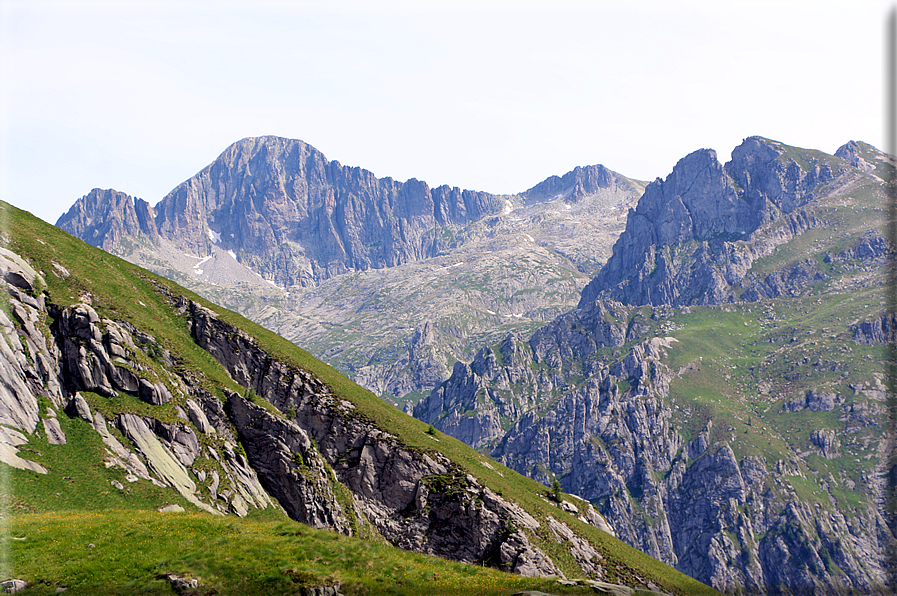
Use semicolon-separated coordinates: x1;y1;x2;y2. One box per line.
184;399;216;434
806;390;838;412
42;417;66;445
225;390;351;532
179;297;588;576
58;137;504;288
117;413;217;515
300;585;343;596
68;393;93;422
810;429;840;459
1;579;28;594
0;306;42;433
499;531;561;577
0;247;41;291
55;189;159;251
851;312;897;345
138;378;172;406
163;573;198;593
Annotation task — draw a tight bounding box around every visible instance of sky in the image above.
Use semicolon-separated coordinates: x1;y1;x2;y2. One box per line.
1;0;894;225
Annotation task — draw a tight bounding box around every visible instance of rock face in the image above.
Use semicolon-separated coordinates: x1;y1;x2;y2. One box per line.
415;137;896;595
834;140;896;179
179;296;565;571
414;299;630;448
851;312;897;345
422;320;895;594
58;137;504;287
579;137;835;307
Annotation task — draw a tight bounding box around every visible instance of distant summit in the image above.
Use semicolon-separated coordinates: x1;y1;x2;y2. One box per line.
58;136;505;287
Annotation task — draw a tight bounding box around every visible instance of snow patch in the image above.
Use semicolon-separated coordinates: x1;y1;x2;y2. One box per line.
523;234;534;242
502;199;513;215
206;227;221;244
227;250;237;260
443;262;463;269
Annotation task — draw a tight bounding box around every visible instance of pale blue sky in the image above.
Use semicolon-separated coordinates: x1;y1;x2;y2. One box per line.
1;0;892;225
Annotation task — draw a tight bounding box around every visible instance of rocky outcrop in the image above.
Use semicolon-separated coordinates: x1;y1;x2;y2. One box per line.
422;318;894;594
414;300;630;448
414;137;895;593
851;312;897;345
740;258;826;300
783;390;841;413
522;164;621;205
224;389;352;533
835;140;896;179
55;136;646;410
825;230;895;265
578;137;839;307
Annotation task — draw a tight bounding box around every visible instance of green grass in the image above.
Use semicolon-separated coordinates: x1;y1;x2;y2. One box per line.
4;510;606;595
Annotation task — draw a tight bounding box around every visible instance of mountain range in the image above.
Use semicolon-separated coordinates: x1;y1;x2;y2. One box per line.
52;135;897;595
57;136;645;408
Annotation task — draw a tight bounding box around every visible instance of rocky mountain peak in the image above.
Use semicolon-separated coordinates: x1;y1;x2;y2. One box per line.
58;136;505;287
56;188;158;251
578;136;842;308
835;139;896;179
521;163;619;205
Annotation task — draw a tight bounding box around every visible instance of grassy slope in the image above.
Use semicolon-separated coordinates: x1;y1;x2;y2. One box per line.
657;162;893;519
0;201;719;595
8;511;607;596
